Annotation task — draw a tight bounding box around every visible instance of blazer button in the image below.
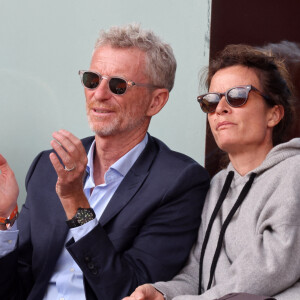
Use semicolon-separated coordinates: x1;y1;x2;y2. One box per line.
87;262;98;275
88;262;95;269
91;268;98;275
84;256;91;263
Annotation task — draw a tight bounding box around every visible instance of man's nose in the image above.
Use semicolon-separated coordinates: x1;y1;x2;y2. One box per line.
92;77;112;99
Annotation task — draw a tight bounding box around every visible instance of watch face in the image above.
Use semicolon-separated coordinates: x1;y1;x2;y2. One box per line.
66;207;96;228
76;208;95;225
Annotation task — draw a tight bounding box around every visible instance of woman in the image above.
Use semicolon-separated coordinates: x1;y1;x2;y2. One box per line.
123;45;300;299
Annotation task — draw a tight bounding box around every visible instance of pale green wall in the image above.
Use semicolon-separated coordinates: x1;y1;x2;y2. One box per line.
0;0;211;205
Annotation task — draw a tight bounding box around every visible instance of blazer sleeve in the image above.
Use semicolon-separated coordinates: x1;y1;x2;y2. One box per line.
66;161;210;299
0;151;43;299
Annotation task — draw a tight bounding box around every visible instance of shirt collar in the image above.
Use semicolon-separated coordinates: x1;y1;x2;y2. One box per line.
86;134;148;181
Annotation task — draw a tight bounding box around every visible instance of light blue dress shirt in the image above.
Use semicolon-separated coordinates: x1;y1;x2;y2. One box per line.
0;134;148;300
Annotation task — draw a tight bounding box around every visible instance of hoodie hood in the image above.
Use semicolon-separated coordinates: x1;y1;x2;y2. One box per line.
226;138;300;178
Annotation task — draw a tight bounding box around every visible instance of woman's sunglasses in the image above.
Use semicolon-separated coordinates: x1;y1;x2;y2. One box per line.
79;70;159;95
197;85;271;113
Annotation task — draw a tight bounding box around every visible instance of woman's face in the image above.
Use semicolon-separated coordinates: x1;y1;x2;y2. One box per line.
207;65;277;155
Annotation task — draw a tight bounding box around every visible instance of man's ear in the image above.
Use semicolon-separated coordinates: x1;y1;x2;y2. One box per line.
267;105;284;128
146;88;169;117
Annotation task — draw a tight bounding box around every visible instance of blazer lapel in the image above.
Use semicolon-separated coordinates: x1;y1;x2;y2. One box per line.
99;134;158;226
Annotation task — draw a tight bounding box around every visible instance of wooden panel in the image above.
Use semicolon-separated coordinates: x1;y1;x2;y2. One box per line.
206;0;300;177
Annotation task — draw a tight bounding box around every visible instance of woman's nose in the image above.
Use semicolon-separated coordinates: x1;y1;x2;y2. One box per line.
215;95;230;114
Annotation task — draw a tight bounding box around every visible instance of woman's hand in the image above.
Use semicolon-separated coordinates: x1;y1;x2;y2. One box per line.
0;154;19;218
122;284;165;300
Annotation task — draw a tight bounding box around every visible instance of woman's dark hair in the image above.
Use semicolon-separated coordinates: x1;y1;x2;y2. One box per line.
206;44;296;145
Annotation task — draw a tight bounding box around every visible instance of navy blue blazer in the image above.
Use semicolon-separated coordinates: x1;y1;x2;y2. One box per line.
0;134;209;299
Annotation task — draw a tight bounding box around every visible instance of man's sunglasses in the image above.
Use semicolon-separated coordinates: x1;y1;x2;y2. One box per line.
197;85;271;113
79;70;159;95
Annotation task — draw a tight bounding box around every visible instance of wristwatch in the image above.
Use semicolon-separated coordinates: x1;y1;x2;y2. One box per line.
66;207;96;228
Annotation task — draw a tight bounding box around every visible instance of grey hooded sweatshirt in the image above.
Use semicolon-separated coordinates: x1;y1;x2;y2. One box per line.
154;138;300;300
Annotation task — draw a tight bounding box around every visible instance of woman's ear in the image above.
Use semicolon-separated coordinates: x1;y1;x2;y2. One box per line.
146;88;169;117
268;105;284;128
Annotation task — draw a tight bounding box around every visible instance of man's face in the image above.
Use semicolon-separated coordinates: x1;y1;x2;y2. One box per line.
85;45;153;138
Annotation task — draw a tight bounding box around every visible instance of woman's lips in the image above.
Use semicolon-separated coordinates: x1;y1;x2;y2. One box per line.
216;121;236;130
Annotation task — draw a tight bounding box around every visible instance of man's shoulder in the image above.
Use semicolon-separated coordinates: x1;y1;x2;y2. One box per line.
80;136;95;152
150;135;200;166
146;135;209;183
81;135;95;145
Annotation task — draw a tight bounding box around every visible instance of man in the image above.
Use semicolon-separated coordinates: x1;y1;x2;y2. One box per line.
0;24;209;299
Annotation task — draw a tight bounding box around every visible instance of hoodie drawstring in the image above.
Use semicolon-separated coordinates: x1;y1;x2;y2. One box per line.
199;171;257;294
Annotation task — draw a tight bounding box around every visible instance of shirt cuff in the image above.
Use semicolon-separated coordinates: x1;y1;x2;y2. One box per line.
0;221;18;257
70;218;97;242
